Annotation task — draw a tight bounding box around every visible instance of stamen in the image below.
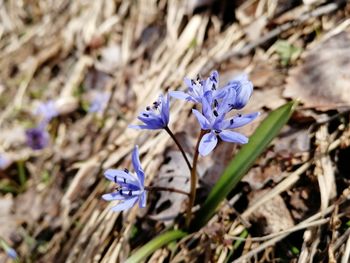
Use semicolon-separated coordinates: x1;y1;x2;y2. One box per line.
214;99;218;107
123;178;126;183
213;110;218;117
124;168;129;173
120;190;123;195
191;79;195;86
142;113;149;117
215;130;221;134
128;190;132;196
238;113;242;117
230;119;234;125
146;106;151;111
196;74;201;81
212;83;216;90
153;101;160;109
114;176;117;183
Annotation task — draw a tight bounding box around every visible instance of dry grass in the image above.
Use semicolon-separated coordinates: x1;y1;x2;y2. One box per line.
0;0;350;262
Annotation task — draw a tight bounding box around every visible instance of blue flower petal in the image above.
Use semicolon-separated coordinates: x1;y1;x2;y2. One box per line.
132;146;144;185
6;247;18;259
104;169;139;186
227;74;253;109
169;91;190;100
102;192;126;201
218;88;236;115
192;109;210;130
199;132;218;156
205;70;219;92
218;130;248;144
201;95;214;121
136;117;163;129
160;94;170;126
184;77;193;89
139;192;147;208
224;112;260;129
213;88;227;100
110;196;138;212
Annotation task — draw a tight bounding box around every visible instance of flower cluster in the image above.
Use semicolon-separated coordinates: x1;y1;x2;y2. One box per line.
171;71;259;156
102;70;258;212
129;94;170;130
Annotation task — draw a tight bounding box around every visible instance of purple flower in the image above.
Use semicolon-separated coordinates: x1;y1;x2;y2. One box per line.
129;94;170;130
0;239;18;260
102;146;146;211
25;126;50;150
6;247;18;259
88;92;110;113
193;89;259;156
170;71;219;103
223;74;253;110
34;100;58;123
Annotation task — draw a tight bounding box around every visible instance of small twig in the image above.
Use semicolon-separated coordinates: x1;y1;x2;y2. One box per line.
341;234;350;263
232;205;336;263
145;186;189;196
228;218;329;242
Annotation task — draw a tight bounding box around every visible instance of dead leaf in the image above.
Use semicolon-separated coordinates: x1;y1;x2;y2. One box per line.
248;189;294;235
284;30;350;110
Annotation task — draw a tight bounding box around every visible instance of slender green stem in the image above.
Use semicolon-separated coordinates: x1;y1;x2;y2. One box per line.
164;126;192;172
145;186;189;196
186;129;206;228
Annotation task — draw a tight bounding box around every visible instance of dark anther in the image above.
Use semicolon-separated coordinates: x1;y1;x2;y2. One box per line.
114;176;117;183
120;190;123;195
146;106;151;111
191;79;195;85
153;101;160;109
213;110;218;117
123;178;126;183
211;75;217;82
230;119;234;125
238;113;242;117
196;74;201;81
214;99;218;107
128;190;132;196
212;83;216;90
215;130;221;134
124;168;129;173
142;113;149;117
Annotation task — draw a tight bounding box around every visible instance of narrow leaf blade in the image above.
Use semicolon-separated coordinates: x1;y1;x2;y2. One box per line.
125;230;187;263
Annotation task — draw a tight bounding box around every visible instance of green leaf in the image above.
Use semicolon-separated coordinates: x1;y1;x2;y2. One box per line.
191;101;297;231
275;40;302;66
125;230;187;263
